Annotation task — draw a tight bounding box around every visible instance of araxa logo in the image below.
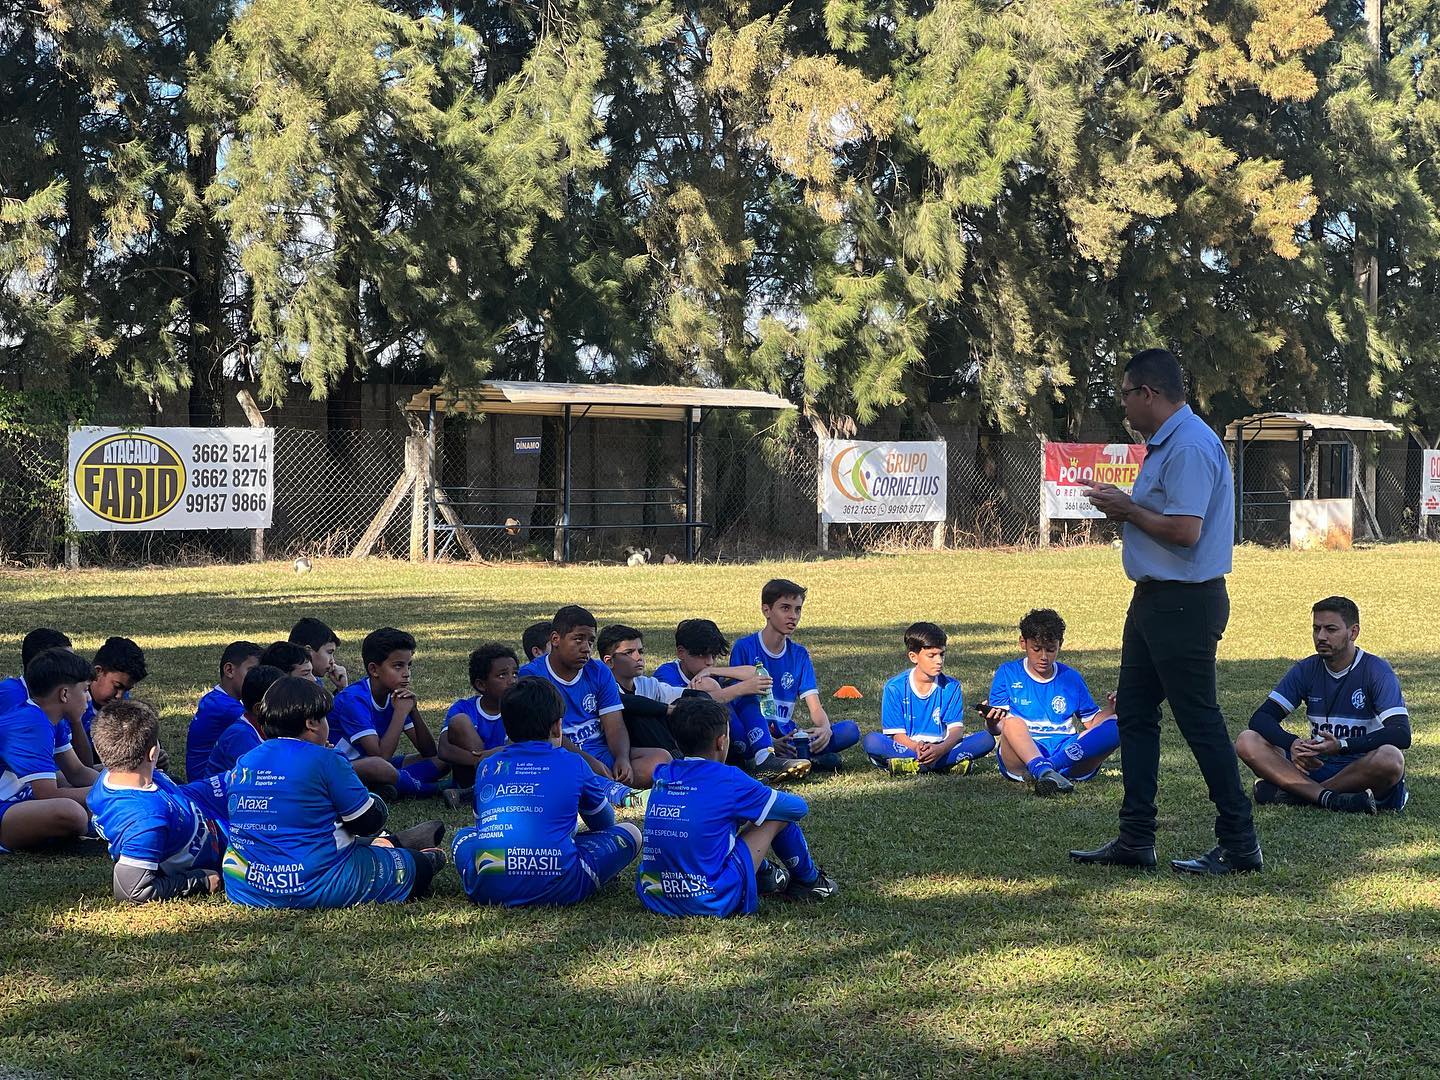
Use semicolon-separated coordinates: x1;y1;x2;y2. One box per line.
73;433;185;523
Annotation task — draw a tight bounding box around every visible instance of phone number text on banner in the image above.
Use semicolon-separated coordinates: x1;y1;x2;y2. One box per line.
69;427;274;532
1043;442;1147;520
820;440;946;524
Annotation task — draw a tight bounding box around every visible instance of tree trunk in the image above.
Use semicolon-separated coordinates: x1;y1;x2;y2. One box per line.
187;131;226;426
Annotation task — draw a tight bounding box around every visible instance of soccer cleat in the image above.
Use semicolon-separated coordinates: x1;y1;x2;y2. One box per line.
1321;789;1377;815
887;757;920;777
784;866;839;901
1170;844;1263;875
809;751;844;773
442;785;474;812
1252;779;1303;806
756;860;791;896
1032;767;1074;797
389;819;446;851
751;754;812;786
936;757;973;776
411;847;449;899
374;782;400;805
1068;837;1157;869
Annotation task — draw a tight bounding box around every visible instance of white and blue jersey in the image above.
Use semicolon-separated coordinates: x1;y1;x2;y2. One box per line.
0;701;58;803
988;660;1101;744
1268;649;1406;742
637;757;806;917
205;717;264;779
330;678;414;761
729;633;818;735
516;656;623;761
453;740;617;906
444;696;507;750
88;770;229;876
222;737;404;907
881;671;965;742
187;687;245;781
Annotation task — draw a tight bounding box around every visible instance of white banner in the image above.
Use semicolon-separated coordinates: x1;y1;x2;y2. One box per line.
1424;450;1440;517
68;427;274;532
820;440;946;524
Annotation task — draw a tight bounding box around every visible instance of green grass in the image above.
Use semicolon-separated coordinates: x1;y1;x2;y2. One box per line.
1;546;1437;1078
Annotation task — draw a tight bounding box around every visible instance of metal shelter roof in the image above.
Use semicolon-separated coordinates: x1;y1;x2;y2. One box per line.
404;381;795;423
1225;412;1402;442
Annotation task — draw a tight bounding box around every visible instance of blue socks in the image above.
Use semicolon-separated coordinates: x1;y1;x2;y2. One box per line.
1026;754;1049;780
770;823;817;885
396;758;445;797
1046;718;1120;775
956;730;996;762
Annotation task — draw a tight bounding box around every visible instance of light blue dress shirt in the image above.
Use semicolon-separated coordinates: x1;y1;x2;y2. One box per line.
1122;404;1234;583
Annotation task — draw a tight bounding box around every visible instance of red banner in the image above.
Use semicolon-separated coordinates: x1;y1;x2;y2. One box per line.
1043;442;1147;520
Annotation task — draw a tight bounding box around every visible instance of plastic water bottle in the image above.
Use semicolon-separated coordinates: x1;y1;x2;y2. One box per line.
756;662;778;721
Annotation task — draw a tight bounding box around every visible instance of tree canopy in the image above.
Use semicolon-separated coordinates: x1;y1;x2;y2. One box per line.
2;0;1436;435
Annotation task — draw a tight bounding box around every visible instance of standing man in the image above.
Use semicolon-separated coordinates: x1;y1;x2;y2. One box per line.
1069;348;1262;875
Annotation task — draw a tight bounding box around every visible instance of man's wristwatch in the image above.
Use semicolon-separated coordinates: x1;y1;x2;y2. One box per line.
1337;737;1350;753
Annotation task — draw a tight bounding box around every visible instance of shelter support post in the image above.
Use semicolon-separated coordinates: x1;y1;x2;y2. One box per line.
556;404;573;563
684;407;702;562
1235;428;1246;544
426;395;438;562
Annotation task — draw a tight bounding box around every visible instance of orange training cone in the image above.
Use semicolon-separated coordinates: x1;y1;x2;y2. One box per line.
833;685;863;700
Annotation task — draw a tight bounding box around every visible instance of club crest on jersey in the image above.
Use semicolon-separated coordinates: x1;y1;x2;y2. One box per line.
1051;696;1068;715
583;692;598;715
781;672;795;690
932;708;942;724
1352;689;1366;710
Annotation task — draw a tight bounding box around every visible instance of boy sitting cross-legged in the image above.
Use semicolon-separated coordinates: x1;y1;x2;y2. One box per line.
0;648;98;853
981;608;1119;797
519;606;670;789
223;676;446;909
187;640;262;781
452;676;640;907
864;622;996;776
439;643;517;810
289;617;348;691
202;665;286;779
87;700;230;903
637;696;838;916
329;628;448;799
653;618;807;785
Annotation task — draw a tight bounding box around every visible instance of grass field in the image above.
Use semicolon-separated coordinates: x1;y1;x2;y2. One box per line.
1;545;1437;1078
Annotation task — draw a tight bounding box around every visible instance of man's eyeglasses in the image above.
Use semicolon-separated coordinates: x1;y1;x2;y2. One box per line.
1119;385;1148;399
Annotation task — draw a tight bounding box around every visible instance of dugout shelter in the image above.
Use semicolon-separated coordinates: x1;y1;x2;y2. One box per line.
1226;412;1401;545
352;381;794;563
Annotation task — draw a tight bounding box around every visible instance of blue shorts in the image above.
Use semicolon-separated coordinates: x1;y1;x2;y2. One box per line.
583;743;616;770
640;842;758;919
1286;751;1363;784
997;734;1102;783
453;824;637;908
0;792;36;845
225;843;417;909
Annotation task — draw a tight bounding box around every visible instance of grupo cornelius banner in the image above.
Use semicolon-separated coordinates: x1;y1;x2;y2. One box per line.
820;440;946;524
68;427;274;532
1043;442;1148;520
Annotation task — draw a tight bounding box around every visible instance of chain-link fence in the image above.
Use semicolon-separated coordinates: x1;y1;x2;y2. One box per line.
2;410;1438;568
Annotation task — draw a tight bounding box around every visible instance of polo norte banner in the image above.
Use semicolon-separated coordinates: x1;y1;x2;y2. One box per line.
68;427;274;532
1043;442;1148;519
820;440;946;524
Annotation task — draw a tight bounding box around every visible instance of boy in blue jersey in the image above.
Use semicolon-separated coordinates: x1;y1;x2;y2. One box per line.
186;641;262;781
439;643;517;809
88;699;230;903
452;676;640;907
521;621;552;662
0;627;72;715
329;627;448;799
289;617;349;691
258;641;312;679
1237;596;1409;814
203;665;286;779
223;676;446;908
864;622;996;775
518;606;670;789
981;609;1119;797
78;636;149;766
0;648;97;853
730;579;861;774
652;619;808;784
637;696;838;917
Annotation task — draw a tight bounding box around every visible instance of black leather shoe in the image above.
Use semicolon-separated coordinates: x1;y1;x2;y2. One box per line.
1170;844;1263;875
1068;837;1157;868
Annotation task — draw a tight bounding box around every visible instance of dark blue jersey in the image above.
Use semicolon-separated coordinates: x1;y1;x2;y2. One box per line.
1268;649;1407;740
